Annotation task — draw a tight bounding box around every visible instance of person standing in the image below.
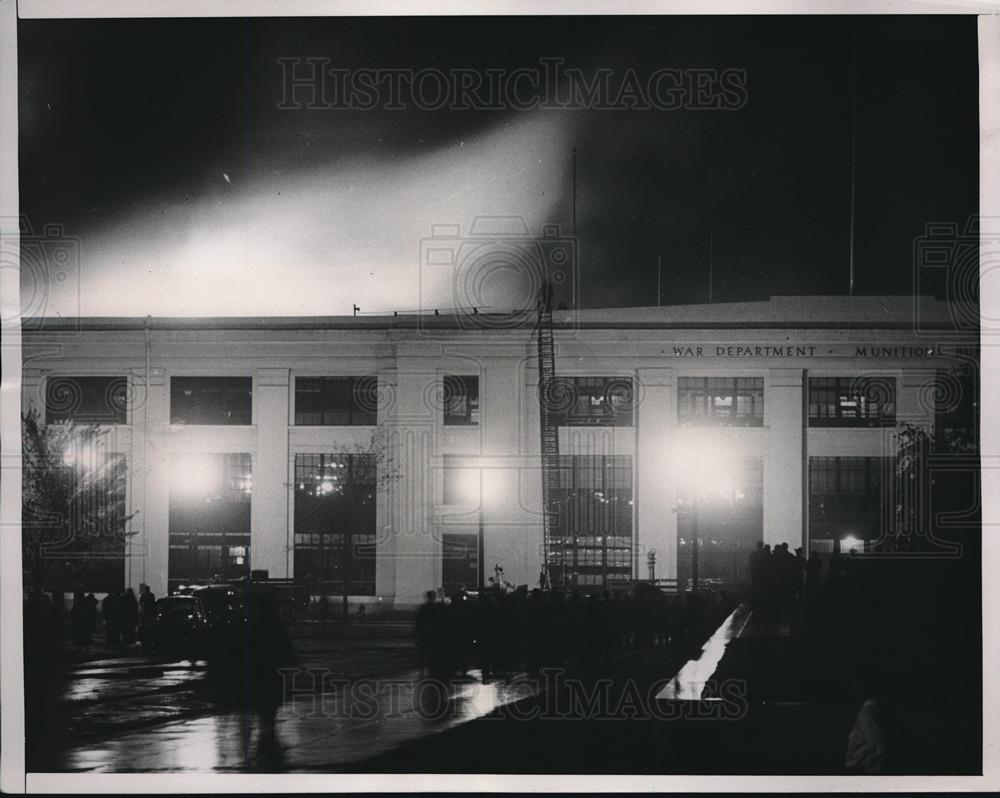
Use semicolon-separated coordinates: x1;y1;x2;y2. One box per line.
122;588;139;644
139;584;157;652
102;591;119;644
793;547;806;603
245;593;296;756
749;541;765;607
805;551;823;600
84;593;98;648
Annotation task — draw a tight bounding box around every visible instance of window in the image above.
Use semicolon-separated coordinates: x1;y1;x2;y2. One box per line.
677;377;763;426
808;456;890;544
548;377;634;427
443;375;480;425
170;377;252;425
808;377;896;427
45;376;128;424
548;455;633;589
294;377;378;426
168;453;252;590
293;453;377;594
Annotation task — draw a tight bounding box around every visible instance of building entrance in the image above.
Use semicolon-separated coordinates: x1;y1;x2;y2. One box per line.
676;457;763;589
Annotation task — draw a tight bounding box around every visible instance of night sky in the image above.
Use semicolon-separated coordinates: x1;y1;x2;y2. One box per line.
18;15;979;317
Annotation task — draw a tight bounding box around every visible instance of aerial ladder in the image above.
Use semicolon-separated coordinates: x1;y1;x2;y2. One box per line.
536;280;561;590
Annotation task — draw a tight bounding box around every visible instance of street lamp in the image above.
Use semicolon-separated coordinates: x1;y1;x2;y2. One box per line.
478;468;485;592
453;459;488;592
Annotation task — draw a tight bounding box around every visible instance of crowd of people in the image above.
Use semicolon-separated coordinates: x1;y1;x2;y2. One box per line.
748;540;867;614
34;584;162;653
415;584;736;683
100;588;139;644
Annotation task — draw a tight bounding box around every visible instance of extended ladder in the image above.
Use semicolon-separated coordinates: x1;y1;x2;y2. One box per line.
536;283;561;589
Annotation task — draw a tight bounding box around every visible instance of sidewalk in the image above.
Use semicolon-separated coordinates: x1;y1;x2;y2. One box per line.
51;668;538;773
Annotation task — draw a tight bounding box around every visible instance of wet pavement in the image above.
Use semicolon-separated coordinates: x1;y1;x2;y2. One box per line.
29;598;979;775
54;668;538;772
32;632;548;773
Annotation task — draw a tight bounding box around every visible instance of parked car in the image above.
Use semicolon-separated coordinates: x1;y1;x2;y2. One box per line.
143;595;210;659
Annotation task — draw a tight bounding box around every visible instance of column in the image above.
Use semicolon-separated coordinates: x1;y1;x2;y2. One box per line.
387;355;437;607
764;368;805;549
374;364;398;601
482;356;536;589
140;367;169;597
636;367;677;581
252;368;291;578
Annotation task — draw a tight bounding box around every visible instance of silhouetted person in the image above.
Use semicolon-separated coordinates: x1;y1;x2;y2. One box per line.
772;542;795;606
416;591;441;678
749;541;765;606
759;544;776;618
102;591;121;644
793;547;806;603
805;551;823;599
139;584;156;652
829;546;845;582
70;592;89;650
245;593;295;757
122;588;139;643
85;593;98;641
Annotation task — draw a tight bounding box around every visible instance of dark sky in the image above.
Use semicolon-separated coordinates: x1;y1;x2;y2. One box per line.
18;15;979;316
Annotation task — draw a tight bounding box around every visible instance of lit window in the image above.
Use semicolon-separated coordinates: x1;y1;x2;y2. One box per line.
293;453;377;594
808;377;896;427
549;377;634;427
677;377;763;427
808;456;890;544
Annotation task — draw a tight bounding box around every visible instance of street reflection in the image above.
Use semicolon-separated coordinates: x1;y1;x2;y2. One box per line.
656;606;749;701
62;668;539;772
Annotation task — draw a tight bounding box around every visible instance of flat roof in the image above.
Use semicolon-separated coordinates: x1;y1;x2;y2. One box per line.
20;295;976;332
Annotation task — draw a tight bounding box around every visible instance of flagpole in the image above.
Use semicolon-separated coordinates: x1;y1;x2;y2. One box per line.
849;41;857;296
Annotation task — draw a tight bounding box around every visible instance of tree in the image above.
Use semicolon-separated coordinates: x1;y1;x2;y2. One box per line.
289;426;401;618
889;422;961;556
22;410;136;593
892;423;931;550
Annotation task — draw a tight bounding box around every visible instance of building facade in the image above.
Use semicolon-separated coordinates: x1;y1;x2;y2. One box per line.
21;296;979;607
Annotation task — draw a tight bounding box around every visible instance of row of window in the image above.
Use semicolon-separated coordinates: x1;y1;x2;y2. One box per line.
161;450;890;590
45;374;905;429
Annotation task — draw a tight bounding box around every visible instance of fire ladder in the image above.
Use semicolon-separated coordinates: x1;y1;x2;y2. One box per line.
536;282;561;590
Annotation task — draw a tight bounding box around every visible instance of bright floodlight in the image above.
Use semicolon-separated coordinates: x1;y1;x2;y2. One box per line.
669;429;738;500
842;534;863;553
450;460;505;507
453;465;482;506
170;454;220;497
